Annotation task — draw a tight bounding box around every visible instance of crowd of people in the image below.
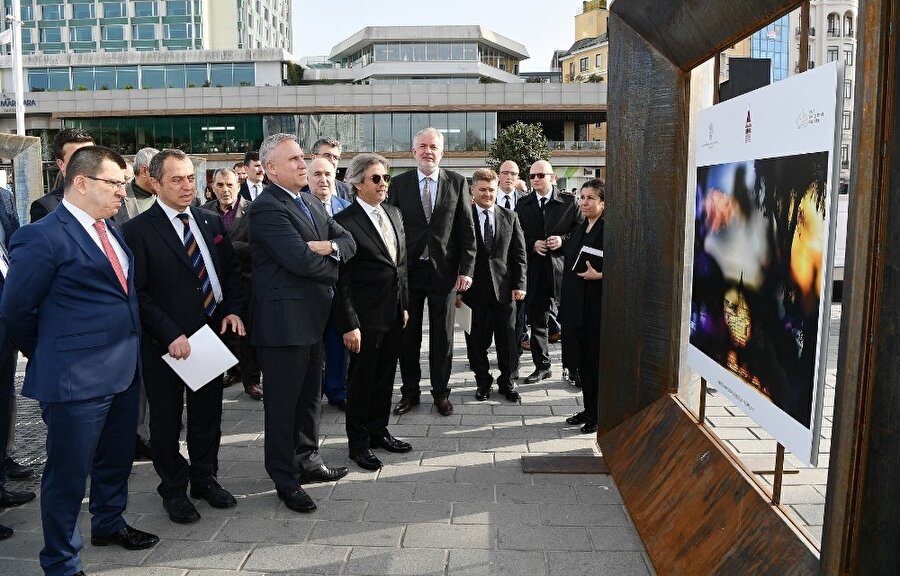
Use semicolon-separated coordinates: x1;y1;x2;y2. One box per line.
0;126;606;576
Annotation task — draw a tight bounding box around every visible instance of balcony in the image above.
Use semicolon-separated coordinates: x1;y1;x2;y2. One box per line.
794;27;816;37
827;29;840;38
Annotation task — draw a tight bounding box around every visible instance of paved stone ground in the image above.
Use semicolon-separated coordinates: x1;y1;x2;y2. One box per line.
0;327;657;575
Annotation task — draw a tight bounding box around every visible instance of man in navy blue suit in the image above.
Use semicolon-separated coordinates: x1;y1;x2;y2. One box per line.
0;146;158;576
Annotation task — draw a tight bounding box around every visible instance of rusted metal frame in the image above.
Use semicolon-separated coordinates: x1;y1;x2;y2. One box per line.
799;2;811;73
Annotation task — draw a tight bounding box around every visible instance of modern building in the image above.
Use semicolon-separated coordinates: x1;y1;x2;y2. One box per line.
0;0;291;55
301;25;528;85
749;14;792;82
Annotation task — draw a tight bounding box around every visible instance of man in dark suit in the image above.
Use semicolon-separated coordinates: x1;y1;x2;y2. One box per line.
461;169;527;402
497;160;529;354
303;158;352;410
30;128;95;223
0;185;35;542
123;149;245;525
333;153;410;471
249;133;356;513
202;168;262;401
2;146;158;575
385;127;476;417
238;151;266;202
516;160;583;383
305;137;353;201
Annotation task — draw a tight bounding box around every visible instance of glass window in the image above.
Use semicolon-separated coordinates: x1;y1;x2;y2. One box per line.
827;47;839;62
844;79;852;99
20;4;34;20
413;43;426;61
463;43;477;61
70;27;94;42
48;68;70;90
103;2;126;18
426;43;439;61
580;57;589;72
373;44;388;62
450;43;464;61
167;1;188;15
132;24;156;39
72;68;93;90
842;110;851;130
72;3;96;19
210;63;231;86
841;144;849;165
164;23;193;40
42;4;64;19
355;114;374;152
465;112;486;151
117;66;138;88
844;49;854;66
165;65;186;88
95;67;116;89
392;113;411;152
142;65;165;88
399;43;414;62
40;27;63;43
27;69;49;91
102;25;125;41
373;113;391;152
445;113;465;151
233;63;254;86
134;1;159;17
596;53;603;68
438;43;451;61
185;64;206;86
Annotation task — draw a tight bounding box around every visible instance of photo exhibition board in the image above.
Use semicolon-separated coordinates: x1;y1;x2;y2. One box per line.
689;61;843;466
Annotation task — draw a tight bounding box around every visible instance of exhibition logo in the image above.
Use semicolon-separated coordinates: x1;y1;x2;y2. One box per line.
744;109;752;143
701;122;719;150
0;92;37;113
796;106;825;129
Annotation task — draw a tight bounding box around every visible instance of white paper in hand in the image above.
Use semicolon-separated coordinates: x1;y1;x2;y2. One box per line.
456;301;473;335
162;324;238;391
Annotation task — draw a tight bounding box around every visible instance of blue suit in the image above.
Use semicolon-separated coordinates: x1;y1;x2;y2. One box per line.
0;186;21;492
0;203;141;576
302;192;352;403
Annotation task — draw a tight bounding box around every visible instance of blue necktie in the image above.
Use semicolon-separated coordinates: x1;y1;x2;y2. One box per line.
176;214;216;317
294;196;319;237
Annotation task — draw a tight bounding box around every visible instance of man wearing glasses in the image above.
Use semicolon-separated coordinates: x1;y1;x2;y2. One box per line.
516;160;583;384
305;138;353;201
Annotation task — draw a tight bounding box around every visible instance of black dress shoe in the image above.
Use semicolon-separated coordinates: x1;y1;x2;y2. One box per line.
349;448;382;471
498;384;521;402
277;487;316;513
565;411;588;425
0;488;36;508
223;372;241;388
392;395;420;415
0;523;12;540
134;437;153;461
328;399;347;412
72;572;86;576
4;457;32;480
91;524;159;550
434;397;454;416
581;422;598;434
163;494;201;524
190;479;237;508
474;386;491;401
549;331;562;344
370;433;412;453
245;384;263;401
299;464;349;484
524;368;552;384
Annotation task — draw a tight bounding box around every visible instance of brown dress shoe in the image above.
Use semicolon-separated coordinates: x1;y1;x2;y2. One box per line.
434;397;453;416
392;396;420;415
245;384;263;401
520;339;531;351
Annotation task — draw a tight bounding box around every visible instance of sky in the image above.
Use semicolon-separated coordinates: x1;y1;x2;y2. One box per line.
290;0;585;72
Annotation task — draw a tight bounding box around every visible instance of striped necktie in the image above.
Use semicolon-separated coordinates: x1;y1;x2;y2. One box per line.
176;213;216;317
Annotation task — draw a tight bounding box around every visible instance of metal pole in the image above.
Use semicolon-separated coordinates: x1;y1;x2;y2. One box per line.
9;0;25;135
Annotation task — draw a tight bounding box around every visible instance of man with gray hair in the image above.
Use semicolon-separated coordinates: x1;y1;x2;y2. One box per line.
115;147;159;226
302;137;352;201
249;133;356;513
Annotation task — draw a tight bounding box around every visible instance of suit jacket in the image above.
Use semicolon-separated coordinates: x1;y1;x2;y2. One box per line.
385;168;476;293
0;187;20;249
463;204;527;306
123;202;242;353
301;191;351;217
239;180;267;202
333;201;408;334
0;204;141;402
202;197;252;280
248;183;356;347
516;186;583;298
29;184;64;223
113;180;156;226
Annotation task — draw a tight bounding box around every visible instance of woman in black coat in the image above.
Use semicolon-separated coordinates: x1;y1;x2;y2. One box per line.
560;179;605;434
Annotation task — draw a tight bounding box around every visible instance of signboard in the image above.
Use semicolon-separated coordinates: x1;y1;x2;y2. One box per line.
689;62;843;466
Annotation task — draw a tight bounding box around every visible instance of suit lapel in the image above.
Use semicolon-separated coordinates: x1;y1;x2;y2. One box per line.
352;203;393;264
57;206;125;295
493;208;511;257
277;187;319;239
385;205;404;264
149;203;194;272
434;169;453;217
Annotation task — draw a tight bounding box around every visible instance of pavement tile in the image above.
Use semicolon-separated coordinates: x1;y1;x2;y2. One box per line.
453;465;533;485
498;525;592;551
458;438;530;453
143;540;252;570
451;502;541;526
328;481;416;502
588;526;647;551
273;498;367;522
426;425;494;438
422;451;494;467
215;517;315;544
0;559;42;576
242;543;348;573
308;520;404;547
540;504;632;527
130;513;228;541
375;464;456;483
497;484;577;504
574;483;625;505
791;504;826;526
344;546;447;576
415;482;496;503
547;550;653;576
363;500;452;523
81;566;185;576
404;522;495;548
447;549;547;576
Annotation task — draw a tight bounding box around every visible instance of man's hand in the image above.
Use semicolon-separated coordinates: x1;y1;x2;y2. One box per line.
403;310;409;328
220;314;245;336
307;240;333;256
455;275;473;292
343;329;361;353
545;235;563;251
533;239;548;256
454;294;463;308
168;335;191;360
512;289;526;301
577;261;603;281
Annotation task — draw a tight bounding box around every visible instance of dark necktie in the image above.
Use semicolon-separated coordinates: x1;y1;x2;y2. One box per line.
483;210;494;253
540;197;547;210
93;220;128;294
504;195;512;210
294;196;320;238
176;213;216;317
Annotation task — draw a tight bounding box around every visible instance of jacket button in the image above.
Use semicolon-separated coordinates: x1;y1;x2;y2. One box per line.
130;329;136;335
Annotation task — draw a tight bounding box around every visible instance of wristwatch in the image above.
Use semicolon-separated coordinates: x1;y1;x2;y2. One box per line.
331;241;339;255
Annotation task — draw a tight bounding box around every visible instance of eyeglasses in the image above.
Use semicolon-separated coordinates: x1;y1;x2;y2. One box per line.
529;173;550;179
85;175;128;189
369;174;391;184
320;152;341;163
499;171;519;176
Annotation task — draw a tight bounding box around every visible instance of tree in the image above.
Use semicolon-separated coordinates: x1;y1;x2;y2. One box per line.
486;121;551;173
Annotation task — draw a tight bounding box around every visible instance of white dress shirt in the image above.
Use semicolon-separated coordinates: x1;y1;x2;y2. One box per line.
62;198;129;278
357;197;397;250
498;190;517;210
477;206;495;243
248;181;264;200
157;199;224;303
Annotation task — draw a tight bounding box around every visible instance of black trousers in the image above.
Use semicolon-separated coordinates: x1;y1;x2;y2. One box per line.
579;331;600;424
143;344;223;499
464;299;518;389
257;344;324;493
226;277;260;387
0;335;16;487
400;261;456;399
526;277;553;370
346;317;403;452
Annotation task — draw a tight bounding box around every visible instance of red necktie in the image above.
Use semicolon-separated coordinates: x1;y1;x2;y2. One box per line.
93;220;128;294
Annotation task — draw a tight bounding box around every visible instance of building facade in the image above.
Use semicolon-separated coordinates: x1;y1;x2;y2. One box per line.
749;14;792;82
0;0;291;55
